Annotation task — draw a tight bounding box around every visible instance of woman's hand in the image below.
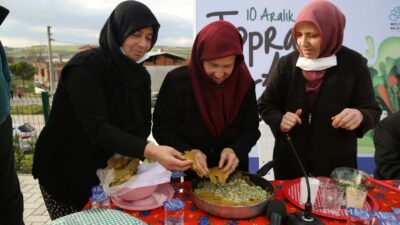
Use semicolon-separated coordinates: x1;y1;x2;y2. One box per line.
144;143;192;171
190;149;209;176
219;148;239;174
331;108;363;130
280;109;302;133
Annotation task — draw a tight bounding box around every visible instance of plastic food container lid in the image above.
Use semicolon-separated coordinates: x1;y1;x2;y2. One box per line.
347;208;372;221
171;171;186;178
372;210;398;223
163;198;184;210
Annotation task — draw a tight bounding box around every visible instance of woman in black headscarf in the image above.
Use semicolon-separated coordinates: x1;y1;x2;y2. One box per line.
32;1;192;219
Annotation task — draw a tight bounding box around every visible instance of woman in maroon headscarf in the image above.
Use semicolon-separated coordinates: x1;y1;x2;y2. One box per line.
258;0;381;179
153;20;260;180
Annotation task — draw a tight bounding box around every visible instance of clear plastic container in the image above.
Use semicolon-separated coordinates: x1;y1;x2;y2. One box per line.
163;198;184;225
170;171;186;194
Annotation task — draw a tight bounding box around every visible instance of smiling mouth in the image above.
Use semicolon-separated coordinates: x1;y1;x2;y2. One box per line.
134;52;145;57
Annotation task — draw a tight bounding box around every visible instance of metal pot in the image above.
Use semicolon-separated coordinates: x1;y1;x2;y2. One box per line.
190;170;275;219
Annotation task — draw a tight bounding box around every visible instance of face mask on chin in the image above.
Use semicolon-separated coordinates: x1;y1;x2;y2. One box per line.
119;47;149;64
296;55;337;71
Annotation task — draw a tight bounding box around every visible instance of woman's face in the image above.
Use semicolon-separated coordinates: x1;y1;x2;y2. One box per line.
203;55;236;84
295;22;321;59
122;26;154;61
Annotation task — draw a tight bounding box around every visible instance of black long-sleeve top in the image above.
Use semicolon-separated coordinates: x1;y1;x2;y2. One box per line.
374;111;400;180
32;49;151;208
152;66;260;180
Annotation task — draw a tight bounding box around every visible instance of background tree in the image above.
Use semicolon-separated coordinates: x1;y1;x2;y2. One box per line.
9;61;37;89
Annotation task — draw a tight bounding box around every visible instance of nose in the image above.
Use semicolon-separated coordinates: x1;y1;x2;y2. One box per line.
213;68;224;78
137;36;147;47
300;36;308;47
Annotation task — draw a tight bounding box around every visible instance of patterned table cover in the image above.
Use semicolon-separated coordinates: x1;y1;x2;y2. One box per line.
46;208;146;225
84;180;400;225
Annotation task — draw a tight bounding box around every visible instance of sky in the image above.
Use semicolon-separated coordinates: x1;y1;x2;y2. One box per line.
0;0;195;48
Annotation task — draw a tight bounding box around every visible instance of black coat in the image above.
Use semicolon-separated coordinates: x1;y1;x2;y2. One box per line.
152;66;260;180
374;111;400;180
32;1;160;209
258;46;381;179
32;49;151;208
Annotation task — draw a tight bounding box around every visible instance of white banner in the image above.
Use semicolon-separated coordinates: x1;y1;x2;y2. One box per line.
196;0;400;174
196;0;400;98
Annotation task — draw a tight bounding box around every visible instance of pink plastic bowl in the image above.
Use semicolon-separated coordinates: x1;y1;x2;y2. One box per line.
118;185;158;201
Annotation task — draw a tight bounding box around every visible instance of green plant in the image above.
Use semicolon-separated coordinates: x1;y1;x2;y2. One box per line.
27;135;37;153
13;134;26;171
13;133;35;173
11;104;43;115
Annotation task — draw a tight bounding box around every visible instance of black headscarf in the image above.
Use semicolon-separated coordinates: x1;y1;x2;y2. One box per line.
0;5;9;26
99;0;160;89
97;0;159;134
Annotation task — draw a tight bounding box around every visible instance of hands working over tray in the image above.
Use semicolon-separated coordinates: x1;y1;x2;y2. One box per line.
144;144;239;184
144;143;193;172
183;148;239;184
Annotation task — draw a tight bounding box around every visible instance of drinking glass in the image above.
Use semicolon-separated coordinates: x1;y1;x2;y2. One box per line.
319;182;343;213
346;186;368;209
300;177;320;205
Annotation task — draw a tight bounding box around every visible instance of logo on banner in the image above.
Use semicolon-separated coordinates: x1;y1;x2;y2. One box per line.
389;6;400;31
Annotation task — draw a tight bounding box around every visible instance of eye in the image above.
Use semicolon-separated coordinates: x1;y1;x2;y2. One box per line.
132;32;141;38
224;64;233;69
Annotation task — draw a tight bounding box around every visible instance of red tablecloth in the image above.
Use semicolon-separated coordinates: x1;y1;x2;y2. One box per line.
84;180;400;224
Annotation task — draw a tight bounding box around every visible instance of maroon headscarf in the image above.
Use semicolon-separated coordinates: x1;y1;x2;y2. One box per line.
189;20;253;137
292;0;346;93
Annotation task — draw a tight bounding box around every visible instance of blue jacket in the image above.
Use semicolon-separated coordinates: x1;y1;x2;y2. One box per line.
0;41;11;124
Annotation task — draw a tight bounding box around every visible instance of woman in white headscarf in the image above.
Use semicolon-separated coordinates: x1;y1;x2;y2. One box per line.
258;0;381;179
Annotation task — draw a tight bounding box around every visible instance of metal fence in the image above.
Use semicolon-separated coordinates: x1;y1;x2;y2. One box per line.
10;91;50;136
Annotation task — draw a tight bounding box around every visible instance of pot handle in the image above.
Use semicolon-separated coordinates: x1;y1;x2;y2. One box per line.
256;159;277;177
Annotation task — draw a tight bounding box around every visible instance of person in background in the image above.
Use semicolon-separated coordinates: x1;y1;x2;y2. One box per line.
152;20;260;180
32;1;192;220
0;5;25;225
258;0;381;180
374;111;400;180
16;88;22;98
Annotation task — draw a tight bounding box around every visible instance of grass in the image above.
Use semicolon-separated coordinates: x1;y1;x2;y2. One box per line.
11;104;43;115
